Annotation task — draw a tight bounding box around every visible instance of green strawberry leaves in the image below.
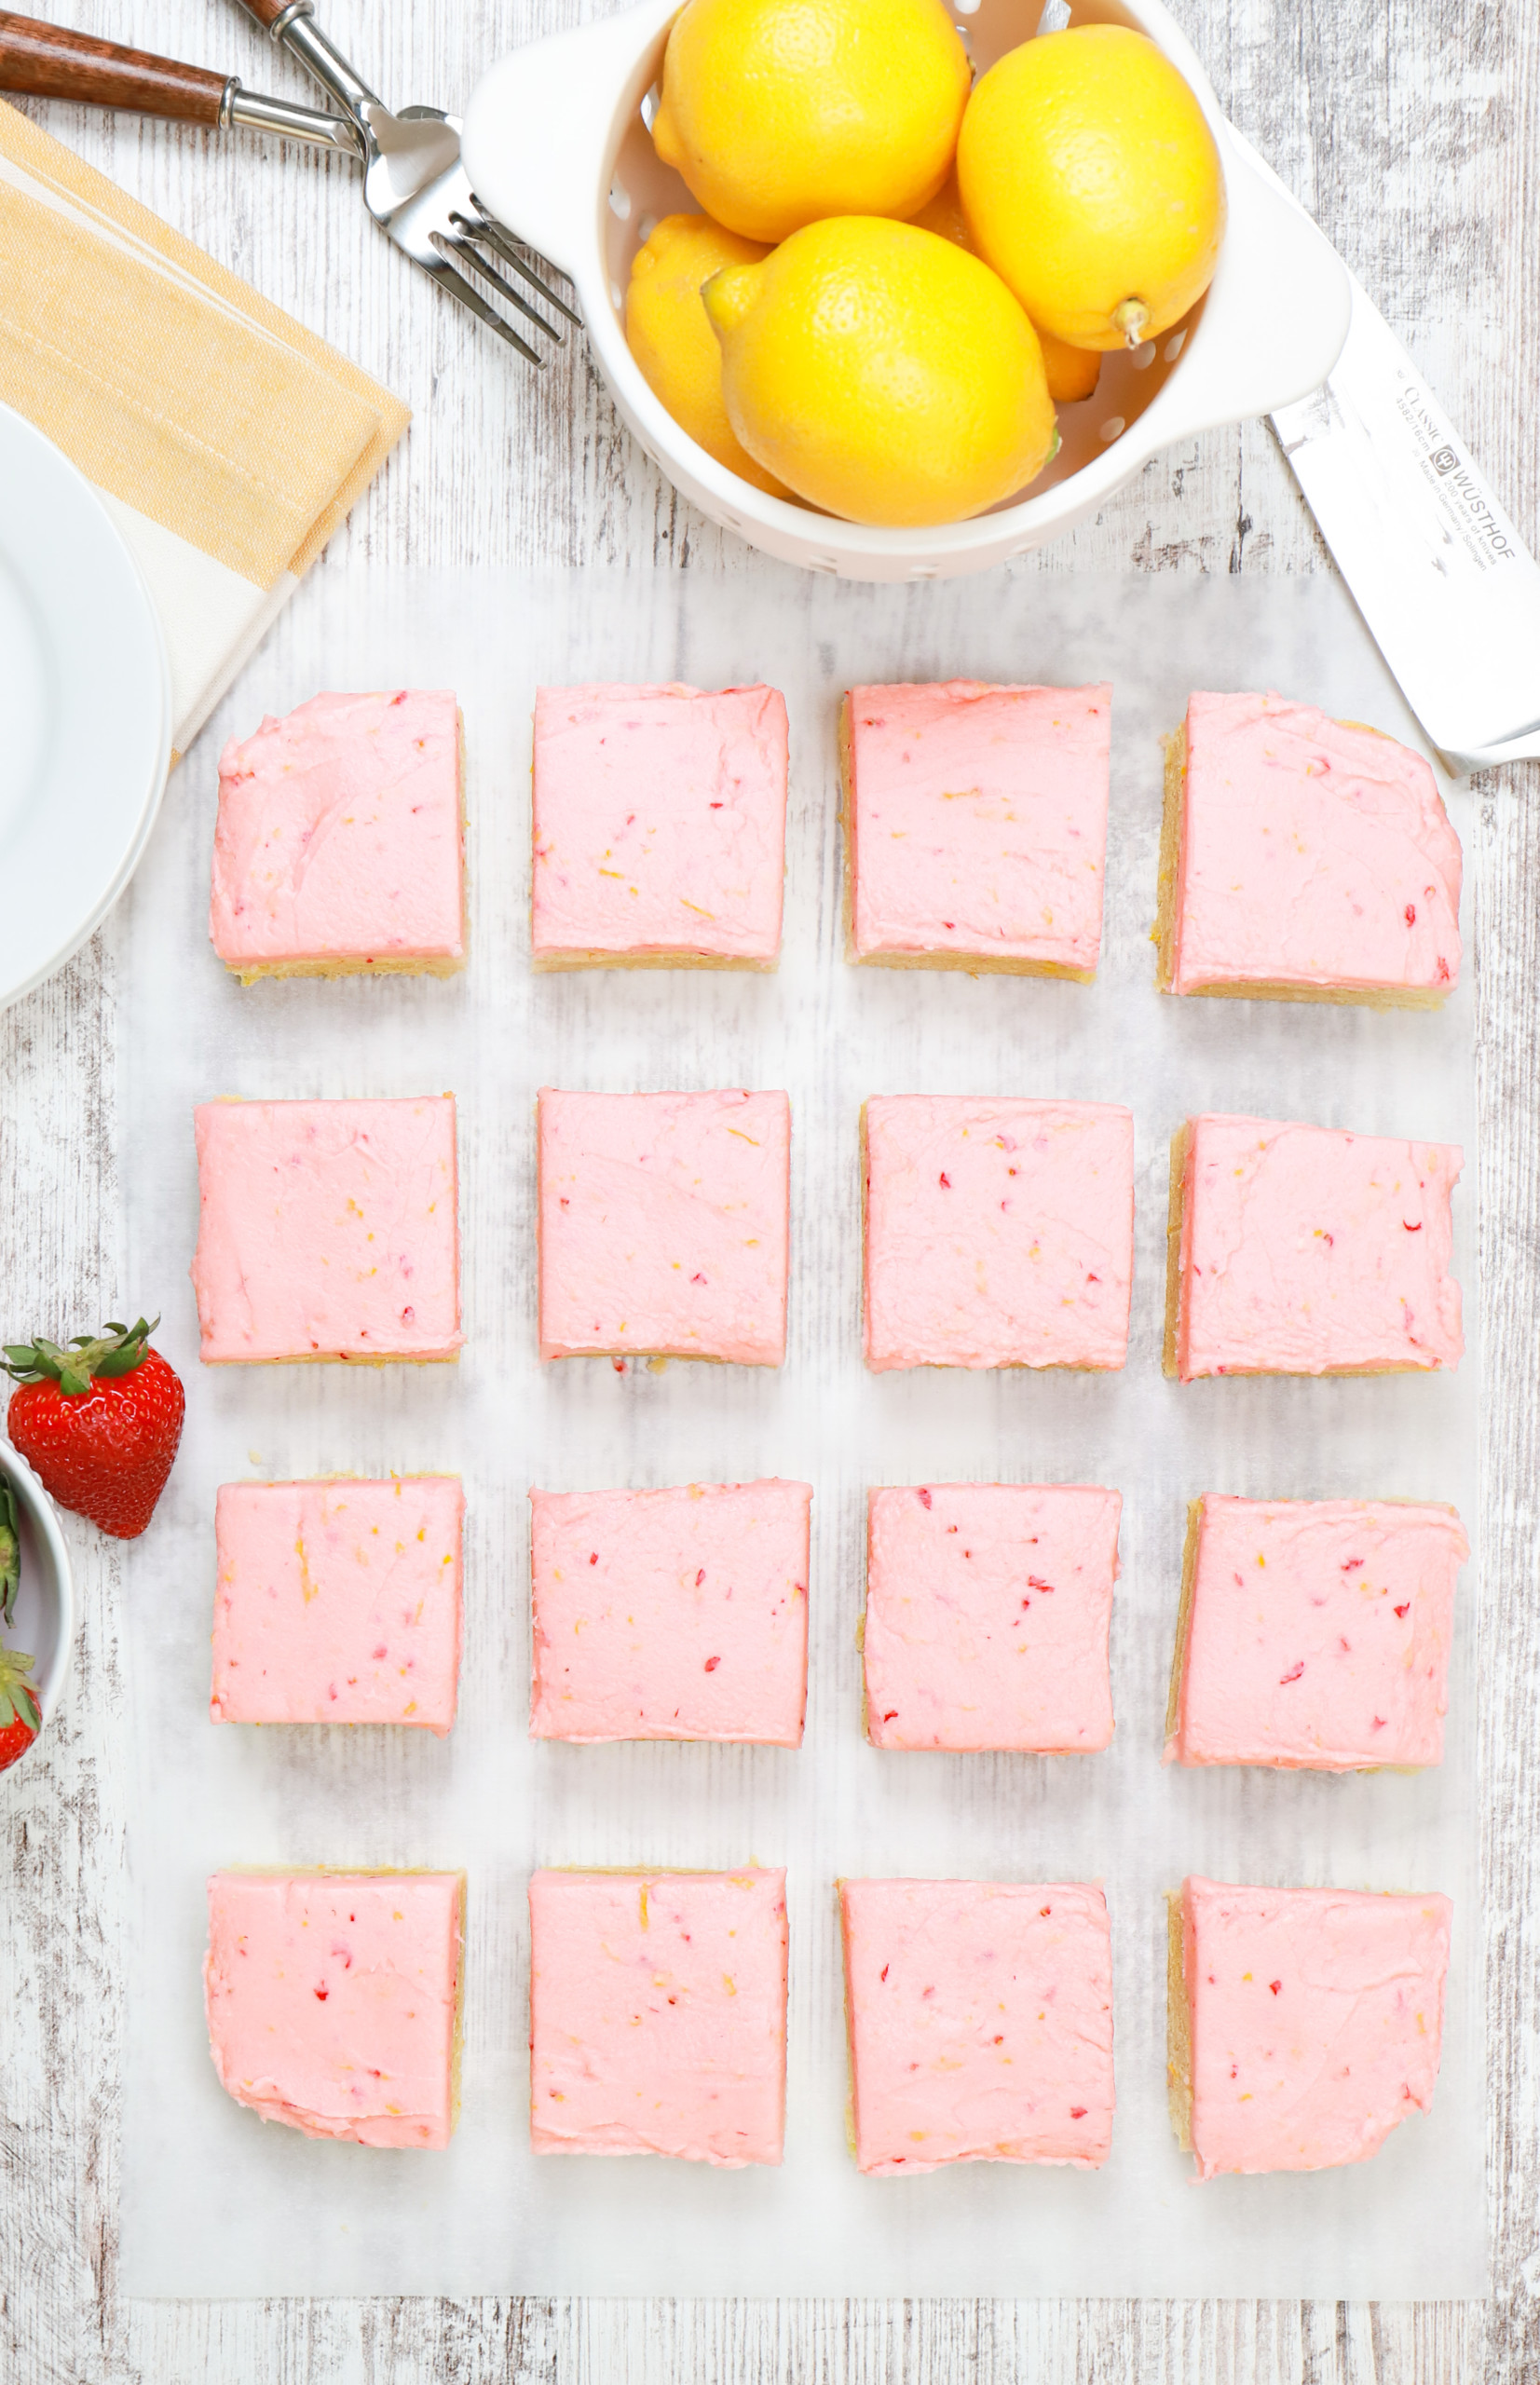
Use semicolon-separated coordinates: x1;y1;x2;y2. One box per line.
0;1479;17;1629
4;1315;157;1397
0;1644;40;1736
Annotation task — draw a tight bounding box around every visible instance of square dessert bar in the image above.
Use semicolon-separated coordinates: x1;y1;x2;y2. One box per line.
1168;1876;1451;2178
839;1878;1114;2174
204;1869;464;2147
864;1096;1134;1371
841;681;1111;976
532;683;789;967
211;1477;465;1733
1155;692;1462;1004
530;1479;810;1744
1165;1495;1465;1770
864;1483;1119;1752
528;1869;787;2164
1166;1114;1464;1381
210;690;465;980
191;1095;461;1364
538;1087;790;1364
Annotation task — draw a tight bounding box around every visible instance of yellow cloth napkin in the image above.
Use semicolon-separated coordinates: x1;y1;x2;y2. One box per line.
0;98;409;756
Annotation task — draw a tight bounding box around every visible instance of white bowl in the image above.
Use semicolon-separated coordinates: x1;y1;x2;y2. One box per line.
463;0;1352;580
1;1439;76;1752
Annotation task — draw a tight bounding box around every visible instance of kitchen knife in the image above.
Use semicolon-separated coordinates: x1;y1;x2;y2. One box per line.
1231;129;1540;773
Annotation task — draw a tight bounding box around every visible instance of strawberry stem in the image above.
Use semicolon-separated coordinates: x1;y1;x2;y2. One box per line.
0;1645;39;1735
0;1479;17;1629
4;1315;158;1396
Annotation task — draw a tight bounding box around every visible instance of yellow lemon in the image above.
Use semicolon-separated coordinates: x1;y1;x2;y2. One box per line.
625;214;791;496
702;216;1056;526
652;0;971;244
911;173;1101;402
957;26;1225;350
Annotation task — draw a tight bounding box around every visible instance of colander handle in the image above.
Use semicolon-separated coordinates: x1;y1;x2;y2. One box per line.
1152;131;1353;434
462;0;679;283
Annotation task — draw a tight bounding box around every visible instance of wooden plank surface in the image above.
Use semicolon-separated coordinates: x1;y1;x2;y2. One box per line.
1;0;1534;2373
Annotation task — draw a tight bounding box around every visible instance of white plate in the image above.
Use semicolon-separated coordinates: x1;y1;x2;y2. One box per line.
0;404;171;1011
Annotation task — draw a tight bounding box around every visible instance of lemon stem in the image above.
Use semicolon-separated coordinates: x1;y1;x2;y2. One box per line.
1112;299;1151;349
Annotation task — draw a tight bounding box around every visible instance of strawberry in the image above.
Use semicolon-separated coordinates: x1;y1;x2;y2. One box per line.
5;1316;184;1539
0;1644;40;1773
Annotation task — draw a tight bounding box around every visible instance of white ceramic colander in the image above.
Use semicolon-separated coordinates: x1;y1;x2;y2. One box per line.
463;0;1351;580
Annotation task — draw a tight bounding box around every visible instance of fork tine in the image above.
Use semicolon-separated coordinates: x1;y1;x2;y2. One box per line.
415;244;545;365
443;224;568;343
462;209;582;326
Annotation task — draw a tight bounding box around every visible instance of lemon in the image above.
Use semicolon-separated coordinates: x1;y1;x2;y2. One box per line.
703;216;1056;526
625;214;790;496
911;173;1101;402
652;0;972;244
957;26;1225;350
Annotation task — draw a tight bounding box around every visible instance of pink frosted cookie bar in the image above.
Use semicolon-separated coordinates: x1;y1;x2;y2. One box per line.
532;683;789;967
210;691;465;980
1169;1876;1451;2178
530;1479;810;1744
211;1477;464;1732
864;1483;1119;1752
191;1096;461;1364
529;1869;787;2164
841;681;1111;975
840;1878;1114;2174
204;1870;464;2147
538;1087;790;1364
1156;692;1461;1003
864;1096;1134;1371
1165;1115;1464;1380
1165;1495;1465;1770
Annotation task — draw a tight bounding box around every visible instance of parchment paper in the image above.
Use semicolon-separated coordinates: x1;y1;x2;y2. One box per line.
115;564;1483;2298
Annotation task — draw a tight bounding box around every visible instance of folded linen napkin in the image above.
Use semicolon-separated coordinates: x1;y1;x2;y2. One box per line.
0;97;409;758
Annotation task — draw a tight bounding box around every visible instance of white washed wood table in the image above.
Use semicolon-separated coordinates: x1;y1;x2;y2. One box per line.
3;0;1535;2374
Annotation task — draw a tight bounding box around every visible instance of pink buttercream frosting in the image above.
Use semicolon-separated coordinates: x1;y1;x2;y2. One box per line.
530;1479;809;1744
532;683;788;962
191;1096;462;1364
864;1483;1119;1751
840;1879;1114;2174
1168;692;1462;997
528;1869;787;2164
1179;1876;1451;2179
846;681;1111;971
209;690;464;970
204;1870;462;2147
1176;1114;1463;1379
864;1096;1134;1370
1167;1496;1465;1770
538;1087;790;1363
211;1478;464;1732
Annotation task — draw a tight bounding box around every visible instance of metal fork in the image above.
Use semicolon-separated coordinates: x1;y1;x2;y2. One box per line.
236;0;579;363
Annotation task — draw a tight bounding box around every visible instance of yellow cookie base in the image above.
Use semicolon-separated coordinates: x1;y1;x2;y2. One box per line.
1162;1124;1191;1381
532;949;776;973
1166;1888;1193;2154
1163;1498;1206;1752
201;1349;460;1368
227;951;465;983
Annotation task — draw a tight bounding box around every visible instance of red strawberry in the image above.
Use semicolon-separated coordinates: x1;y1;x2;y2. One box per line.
5;1315;184;1539
0;1644;40;1773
